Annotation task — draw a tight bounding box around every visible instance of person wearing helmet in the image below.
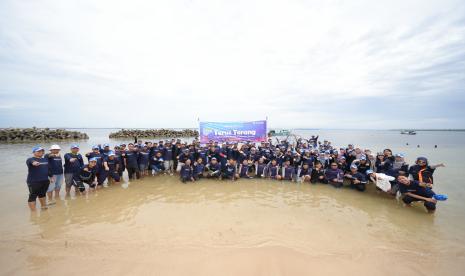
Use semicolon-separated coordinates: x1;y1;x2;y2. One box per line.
26;146;51;211
45;144;63;203
344;164;367;192
64;145;84;196
408;157;445;185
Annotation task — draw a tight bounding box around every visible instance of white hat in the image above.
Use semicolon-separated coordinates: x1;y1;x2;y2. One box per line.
50;144;61;150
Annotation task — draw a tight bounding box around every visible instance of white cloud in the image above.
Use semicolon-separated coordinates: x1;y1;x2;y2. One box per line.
0;0;464;128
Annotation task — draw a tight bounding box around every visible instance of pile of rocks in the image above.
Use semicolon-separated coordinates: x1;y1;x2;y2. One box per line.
109;129;199;139
0;127;89;142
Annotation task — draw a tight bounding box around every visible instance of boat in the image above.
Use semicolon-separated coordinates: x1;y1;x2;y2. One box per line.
400;130;416;135
268;129;291;136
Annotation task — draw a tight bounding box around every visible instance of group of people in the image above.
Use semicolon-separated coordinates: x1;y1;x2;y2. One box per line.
26;135;445;213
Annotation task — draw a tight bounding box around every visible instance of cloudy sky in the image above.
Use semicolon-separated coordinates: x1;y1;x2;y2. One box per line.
1;0;464;129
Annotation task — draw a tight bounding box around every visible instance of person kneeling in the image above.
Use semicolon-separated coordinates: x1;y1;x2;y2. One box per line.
222;159;237;181
266;159;282;180
310;162;326;184
193;158;205;180
344;164;367;191
298;163;311;183
74;158;98;194
206;157;221;179
239;159;253;179
180;159;195;183
397;175;437;213
325;162;344;188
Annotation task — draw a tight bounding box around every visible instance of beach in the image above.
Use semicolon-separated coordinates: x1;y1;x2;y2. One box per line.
1;129;465;275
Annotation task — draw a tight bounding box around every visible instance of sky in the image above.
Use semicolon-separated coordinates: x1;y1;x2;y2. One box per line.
0;0;465;129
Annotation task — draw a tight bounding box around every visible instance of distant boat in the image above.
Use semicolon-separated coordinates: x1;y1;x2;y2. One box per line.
268;129;291;136
400;130;416;135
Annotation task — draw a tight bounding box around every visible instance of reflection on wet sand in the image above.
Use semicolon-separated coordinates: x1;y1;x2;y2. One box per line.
0;175;460;275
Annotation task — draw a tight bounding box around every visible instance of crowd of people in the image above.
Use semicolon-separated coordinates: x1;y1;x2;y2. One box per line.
26;135;446;213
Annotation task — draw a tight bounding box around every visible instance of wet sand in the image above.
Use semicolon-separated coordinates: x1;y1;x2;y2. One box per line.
1;175;464;275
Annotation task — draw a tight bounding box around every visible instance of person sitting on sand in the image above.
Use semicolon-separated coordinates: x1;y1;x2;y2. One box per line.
397;175;437;213
408;157;445;185
180;159;194;183
26;146;52;211
325;162;344;188
344;164;367;192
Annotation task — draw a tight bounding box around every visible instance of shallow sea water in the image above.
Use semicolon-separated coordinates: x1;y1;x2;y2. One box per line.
0;129;464;275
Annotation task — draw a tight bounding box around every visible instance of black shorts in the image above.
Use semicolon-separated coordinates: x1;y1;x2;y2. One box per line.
27;180;50;202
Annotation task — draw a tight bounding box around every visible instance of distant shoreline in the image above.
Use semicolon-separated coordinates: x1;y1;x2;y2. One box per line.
1;127;465;132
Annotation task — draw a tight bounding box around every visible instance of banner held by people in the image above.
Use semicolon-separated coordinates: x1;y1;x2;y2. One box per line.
199;120;267;143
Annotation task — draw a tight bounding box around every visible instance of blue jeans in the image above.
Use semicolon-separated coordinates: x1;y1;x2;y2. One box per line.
47;174;63;192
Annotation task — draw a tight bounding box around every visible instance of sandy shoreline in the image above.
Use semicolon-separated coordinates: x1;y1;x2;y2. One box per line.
1;176;464;275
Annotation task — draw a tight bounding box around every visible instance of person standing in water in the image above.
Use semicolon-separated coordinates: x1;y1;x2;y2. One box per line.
26;146;51;211
45;144;63;203
64;144;84;196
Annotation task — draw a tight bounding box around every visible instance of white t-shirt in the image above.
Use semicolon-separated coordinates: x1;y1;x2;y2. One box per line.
373;173;395;192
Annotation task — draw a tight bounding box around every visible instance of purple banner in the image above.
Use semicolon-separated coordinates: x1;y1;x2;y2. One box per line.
199;121;267;143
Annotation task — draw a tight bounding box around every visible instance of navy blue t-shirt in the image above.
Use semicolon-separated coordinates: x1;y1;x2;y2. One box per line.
64;153;84;174
399;180;435;198
46;153;63;175
180;165;193;179
105;157;119;172
138;151;150;166
163;147;173;161
26;157;50;183
125;150;139;168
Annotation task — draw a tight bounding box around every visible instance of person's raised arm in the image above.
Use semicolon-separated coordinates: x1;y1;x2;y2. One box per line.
430;163;445;169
